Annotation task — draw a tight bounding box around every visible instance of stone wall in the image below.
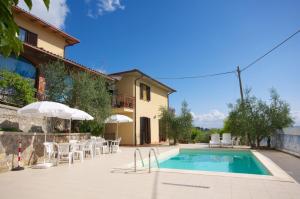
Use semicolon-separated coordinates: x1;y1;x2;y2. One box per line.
0;132;90;173
0;104;70;133
0;104;20;130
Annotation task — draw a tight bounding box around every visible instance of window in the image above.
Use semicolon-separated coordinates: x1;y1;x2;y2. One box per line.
140;83;150;101
18;27;38;46
18;28;26;42
0;55;36;82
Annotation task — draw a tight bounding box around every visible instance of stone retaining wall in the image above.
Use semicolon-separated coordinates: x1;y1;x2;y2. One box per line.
0;103;71;133
0;132;90;173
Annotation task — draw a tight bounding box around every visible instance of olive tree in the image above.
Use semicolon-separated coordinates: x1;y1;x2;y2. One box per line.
41;60;112;135
68;71;112;135
225;89;293;148
40;60;69;102
160;100;193;145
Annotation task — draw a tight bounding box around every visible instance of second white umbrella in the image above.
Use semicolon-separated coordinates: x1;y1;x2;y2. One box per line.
105;114;133;139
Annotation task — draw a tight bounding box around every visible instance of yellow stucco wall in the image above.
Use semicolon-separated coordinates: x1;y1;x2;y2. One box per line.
114;75;135;96
110;73;170;145
14;15;67;57
135;78;169;144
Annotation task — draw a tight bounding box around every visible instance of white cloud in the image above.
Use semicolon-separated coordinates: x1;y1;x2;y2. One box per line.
18;0;69;29
291;111;300;126
86;0;125;18
191;110;227;129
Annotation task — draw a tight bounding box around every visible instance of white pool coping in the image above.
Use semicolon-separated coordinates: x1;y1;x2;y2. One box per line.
123;147;297;183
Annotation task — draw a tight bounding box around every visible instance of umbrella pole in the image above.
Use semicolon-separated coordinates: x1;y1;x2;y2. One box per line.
69;119;72;142
116;123;119;140
44;117;47;164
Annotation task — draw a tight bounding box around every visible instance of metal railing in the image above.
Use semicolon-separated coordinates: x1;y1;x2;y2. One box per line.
148;148;160;173
112;94;135;109
134;148;145;172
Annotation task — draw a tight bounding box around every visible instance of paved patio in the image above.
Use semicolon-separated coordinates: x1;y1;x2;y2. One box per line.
0;146;299;199
260;150;300;183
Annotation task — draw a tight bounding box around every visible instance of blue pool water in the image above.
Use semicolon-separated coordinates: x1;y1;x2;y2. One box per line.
159;149;271;175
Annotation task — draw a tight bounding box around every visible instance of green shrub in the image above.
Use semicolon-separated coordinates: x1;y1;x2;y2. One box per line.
0;127;21;132
0;70;36;106
191;128;211;143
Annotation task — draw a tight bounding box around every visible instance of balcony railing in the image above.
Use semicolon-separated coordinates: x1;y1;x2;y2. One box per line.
112;94;135;109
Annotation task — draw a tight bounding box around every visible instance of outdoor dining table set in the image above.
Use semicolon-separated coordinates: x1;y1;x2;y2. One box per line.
42;137;122;166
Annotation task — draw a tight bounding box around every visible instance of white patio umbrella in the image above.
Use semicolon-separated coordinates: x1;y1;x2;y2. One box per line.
17;101;73;168
104;114;133;139
17;101;73;119
70;108;94;120
69;108;94;140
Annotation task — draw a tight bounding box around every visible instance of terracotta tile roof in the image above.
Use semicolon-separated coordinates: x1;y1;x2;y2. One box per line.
109;69;176;93
23;43;114;81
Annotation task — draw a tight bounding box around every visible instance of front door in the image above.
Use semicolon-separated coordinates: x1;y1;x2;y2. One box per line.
140;117;151;145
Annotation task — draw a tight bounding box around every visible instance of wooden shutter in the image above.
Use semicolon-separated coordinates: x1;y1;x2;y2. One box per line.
26;31;38;46
146;86;151;101
140;83;143;100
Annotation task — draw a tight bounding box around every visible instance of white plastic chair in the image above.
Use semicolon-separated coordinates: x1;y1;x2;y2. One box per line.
232;136;241;146
101;138;110;154
110;137;121;153
209;134;221;148
93;138;105;155
70;142;84;162
69;140;78;144
43;142;56;163
221;133;233;147
83;140;94;159
56;143;73;165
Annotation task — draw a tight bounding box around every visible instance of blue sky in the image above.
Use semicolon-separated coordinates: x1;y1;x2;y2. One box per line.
20;0;300;127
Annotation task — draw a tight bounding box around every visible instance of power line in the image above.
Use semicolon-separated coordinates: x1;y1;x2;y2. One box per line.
156;28;300;80
156;70;236;80
241;28;300;72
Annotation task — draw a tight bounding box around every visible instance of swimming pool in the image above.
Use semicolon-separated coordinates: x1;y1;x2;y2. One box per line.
159;149;271;175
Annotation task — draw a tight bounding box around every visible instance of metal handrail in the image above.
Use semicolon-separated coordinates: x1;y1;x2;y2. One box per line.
148;148;160;173
134;148;144;172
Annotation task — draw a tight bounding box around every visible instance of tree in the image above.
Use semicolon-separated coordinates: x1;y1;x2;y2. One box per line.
40;60;69;102
190;127;211;143
160;101;193;145
178;100;193;143
266;89;294;147
68;71;112;135
225;89;293;148
0;0;50;56
0;69;36;106
41;61;112;135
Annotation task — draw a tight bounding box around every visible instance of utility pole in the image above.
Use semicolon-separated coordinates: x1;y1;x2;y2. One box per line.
237;66;244;102
237;66;248;145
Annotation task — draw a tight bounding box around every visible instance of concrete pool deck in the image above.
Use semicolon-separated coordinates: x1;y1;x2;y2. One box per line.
0;145;299;199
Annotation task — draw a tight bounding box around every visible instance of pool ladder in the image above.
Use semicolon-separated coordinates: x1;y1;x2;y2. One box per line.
134;148;144;172
134;148;160;173
148;148;160;173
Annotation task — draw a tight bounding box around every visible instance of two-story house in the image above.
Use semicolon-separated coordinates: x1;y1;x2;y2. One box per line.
107;69;175;145
0;6;113;100
0;7;175;146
